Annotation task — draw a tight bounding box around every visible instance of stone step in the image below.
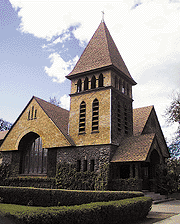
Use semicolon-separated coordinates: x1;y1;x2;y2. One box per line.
142;191;167;201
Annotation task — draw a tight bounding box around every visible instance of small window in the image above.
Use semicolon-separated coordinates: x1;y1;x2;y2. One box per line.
92;99;99;132
91;75;96;89
77;79;82;92
90;159;95;172
83;160;87;172
124;105;128;134
79;101;86;133
77;160;81;172
84;77;89;91
98;73;104;87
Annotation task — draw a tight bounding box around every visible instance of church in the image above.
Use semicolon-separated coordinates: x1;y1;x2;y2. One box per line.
0;21;170;191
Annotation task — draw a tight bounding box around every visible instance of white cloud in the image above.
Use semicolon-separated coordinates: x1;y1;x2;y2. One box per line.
60;94;70;110
44;53;78;83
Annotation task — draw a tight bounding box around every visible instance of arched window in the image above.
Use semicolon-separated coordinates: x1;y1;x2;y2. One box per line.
84;77;89;91
91;75;96;89
92;99;99;132
98;73;104;87
77;79;82;92
19;133;47;175
79;101;86;133
115;76;118;89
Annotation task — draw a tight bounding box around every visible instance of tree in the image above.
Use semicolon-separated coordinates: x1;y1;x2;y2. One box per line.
49;96;60;107
0;118;12;131
165;91;180;158
165;92;180;126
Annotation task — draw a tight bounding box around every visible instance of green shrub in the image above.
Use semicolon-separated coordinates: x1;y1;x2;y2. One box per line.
110;178;142;191
0;186;144;206
0;163;10;184
1;197;152;224
2;176;56;189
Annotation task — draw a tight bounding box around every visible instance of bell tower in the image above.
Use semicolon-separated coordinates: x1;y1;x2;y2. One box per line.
66;21;136;146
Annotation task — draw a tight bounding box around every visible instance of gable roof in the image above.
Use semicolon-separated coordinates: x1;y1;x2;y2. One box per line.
34;97;75;146
1;96;75;149
67;22;136;85
133;106;154;136
111;133;155;162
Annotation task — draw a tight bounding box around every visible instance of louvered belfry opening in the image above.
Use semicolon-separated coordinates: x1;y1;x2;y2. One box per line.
92;99;99;132
84;77;89;90
79;101;86;133
117;102;121;132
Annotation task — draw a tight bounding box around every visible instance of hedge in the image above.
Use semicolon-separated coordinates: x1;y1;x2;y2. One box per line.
1;197;152;224
0;186;144;206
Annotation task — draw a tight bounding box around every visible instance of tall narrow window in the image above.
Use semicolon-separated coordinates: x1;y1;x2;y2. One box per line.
122;81;125;94
77;79;82;92
28;110;31;120
98;73;103;87
84;77;89;91
83;160;87;172
119;79;122;91
115;76;118;89
90;159;95;171
117;103;121;132
127;84;130;97
34;109;37;119
92;99;99;132
31;106;34;120
124;105;128;134
76;160;81;172
79;101;86;133
91;75;96;89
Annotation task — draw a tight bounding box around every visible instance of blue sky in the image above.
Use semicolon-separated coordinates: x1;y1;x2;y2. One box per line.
1;0;180;142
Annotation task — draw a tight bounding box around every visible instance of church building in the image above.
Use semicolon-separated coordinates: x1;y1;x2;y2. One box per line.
0;21;170;191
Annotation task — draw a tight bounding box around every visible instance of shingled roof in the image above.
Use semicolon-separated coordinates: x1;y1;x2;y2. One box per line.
133;106;154;136
34;97;75;146
111;133;155;162
68;22;136;85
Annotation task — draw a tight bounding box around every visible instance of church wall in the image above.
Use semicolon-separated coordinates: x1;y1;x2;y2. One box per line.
111;89;133;145
57;144;115;172
69;88;111;146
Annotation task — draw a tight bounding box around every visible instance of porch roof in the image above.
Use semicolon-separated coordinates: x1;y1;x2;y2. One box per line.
111;133;155;162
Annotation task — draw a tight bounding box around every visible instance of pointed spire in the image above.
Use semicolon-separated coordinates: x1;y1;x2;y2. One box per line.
67;22;136;84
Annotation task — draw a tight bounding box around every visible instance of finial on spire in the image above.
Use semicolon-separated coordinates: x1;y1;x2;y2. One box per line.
101;11;105;22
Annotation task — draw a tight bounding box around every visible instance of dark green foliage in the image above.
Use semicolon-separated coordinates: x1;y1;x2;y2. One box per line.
2;176;56;189
1;197;152;224
0;163;10;183
156;159;179;194
56;162;110;191
110;178;142;191
95;163;110;190
0;186;143;207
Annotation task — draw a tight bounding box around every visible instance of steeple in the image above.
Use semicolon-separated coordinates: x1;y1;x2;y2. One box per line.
67;21;136;85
